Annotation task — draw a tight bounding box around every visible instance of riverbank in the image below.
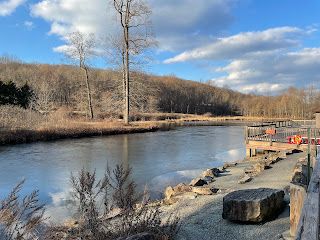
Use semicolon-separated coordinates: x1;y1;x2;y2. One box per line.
159;150;307;240
0;109;286;145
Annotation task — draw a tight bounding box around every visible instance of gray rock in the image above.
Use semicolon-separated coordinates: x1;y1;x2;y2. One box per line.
190;178;207;186
202;176;215;183
201;168;220;178
192;186;219;195
222;188;284;222
237;174;252;184
244;168;258;177
173;183;192;194
223;162;237;168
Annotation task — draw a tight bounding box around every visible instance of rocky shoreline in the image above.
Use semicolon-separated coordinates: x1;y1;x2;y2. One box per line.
157;149;308;240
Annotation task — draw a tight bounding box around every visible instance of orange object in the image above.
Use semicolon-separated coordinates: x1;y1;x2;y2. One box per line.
266;129;276;134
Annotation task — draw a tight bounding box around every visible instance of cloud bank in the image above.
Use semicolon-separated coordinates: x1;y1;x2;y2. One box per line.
0;0;26;16
164;27;319;93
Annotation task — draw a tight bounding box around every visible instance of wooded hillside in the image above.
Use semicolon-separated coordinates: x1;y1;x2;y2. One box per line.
0;58;319;120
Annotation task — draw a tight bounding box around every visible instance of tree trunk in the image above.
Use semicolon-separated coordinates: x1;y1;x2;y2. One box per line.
84;67;94;120
124;24;130;125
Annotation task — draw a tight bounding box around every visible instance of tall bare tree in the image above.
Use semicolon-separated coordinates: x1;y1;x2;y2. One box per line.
62;31;96;120
111;0;156;125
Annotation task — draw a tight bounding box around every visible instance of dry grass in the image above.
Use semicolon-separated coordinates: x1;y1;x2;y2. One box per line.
0;105;288;145
0;180;46;240
0;106;160;144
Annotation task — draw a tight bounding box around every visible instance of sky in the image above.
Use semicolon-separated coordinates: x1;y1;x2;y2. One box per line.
1;0;320;94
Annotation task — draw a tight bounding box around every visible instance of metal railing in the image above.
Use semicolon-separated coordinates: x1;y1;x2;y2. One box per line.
245;121;320;144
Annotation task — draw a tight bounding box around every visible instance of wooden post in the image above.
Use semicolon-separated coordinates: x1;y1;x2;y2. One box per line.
246;148;251;157
290;183;307;237
307;128;311;185
294;155;320;240
245;126;248;144
252;148;256;156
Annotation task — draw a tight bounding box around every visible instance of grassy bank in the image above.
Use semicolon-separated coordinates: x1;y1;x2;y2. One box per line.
0;105;289;145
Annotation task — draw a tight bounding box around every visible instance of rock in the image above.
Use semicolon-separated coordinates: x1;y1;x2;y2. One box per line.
223;162;238;168
202;176;215;183
164;186;174;199
190;178;207;186
252;163;265;173
217;189;234;194
267;155;280;163
173;183;192;194
278;151;287;159
291;165;308;185
244;168;258;177
218;166;226;173
259;159;272;168
116;232;156;240
238;174;252;184
164;193;197;205
283;185;290;195
201;168;220;178
192;186;219;195
286;149;293;155
222;188;284;222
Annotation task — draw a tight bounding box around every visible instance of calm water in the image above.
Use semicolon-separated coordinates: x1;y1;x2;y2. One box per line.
0;125;246;222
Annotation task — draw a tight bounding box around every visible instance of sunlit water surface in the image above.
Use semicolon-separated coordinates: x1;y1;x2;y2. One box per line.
0;125;245;222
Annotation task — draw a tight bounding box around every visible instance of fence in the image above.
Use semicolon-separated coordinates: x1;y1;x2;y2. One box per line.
245;121;320;145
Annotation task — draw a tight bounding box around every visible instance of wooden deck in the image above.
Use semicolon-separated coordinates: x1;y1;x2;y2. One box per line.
245;120;320;155
244;120;320;239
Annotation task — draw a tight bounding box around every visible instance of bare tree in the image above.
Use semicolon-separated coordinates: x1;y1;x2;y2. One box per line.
110;0;157;125
62;31;96;120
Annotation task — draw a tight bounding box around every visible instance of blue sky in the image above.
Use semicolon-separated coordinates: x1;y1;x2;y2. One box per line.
1;0;320;93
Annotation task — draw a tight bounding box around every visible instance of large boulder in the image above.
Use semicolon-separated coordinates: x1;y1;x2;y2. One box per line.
222;188;284;222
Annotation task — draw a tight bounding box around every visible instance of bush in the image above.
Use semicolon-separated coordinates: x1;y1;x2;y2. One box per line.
0;180;46;240
65;164;179;239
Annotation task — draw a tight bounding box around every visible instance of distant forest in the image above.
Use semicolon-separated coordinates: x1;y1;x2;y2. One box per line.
0;55;319;120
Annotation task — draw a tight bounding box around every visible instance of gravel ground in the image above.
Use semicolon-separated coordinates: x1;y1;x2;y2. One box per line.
160;151;307;240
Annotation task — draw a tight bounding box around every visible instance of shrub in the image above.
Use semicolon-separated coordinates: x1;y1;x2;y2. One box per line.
0;180;46;240
66;164;179;239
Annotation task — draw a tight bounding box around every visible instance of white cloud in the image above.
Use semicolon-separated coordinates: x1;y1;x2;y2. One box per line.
24;20;34;30
0;0;26;16
30;0;117;39
210;47;320;93
30;0;237;52
164;27;307;63
151;0;236;52
163;26;320;93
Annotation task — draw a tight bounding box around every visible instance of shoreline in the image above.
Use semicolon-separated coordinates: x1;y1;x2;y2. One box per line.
159;150;307;240
0;115;288;145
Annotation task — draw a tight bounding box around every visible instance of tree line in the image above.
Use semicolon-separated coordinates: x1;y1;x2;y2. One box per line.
0;58;319;120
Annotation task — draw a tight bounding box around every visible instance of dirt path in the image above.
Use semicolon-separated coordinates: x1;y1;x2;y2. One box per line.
160;151;307;240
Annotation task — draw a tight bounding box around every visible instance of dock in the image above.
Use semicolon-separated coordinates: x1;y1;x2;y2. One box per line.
245;120;320;156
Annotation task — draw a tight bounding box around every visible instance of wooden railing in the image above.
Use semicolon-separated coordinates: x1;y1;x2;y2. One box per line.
293;120;316;127
294;153;320;240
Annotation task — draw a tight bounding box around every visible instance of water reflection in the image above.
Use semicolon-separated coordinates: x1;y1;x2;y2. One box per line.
0;125;246;222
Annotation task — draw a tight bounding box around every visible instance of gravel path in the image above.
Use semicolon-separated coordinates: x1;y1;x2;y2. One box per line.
160;151;307;240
